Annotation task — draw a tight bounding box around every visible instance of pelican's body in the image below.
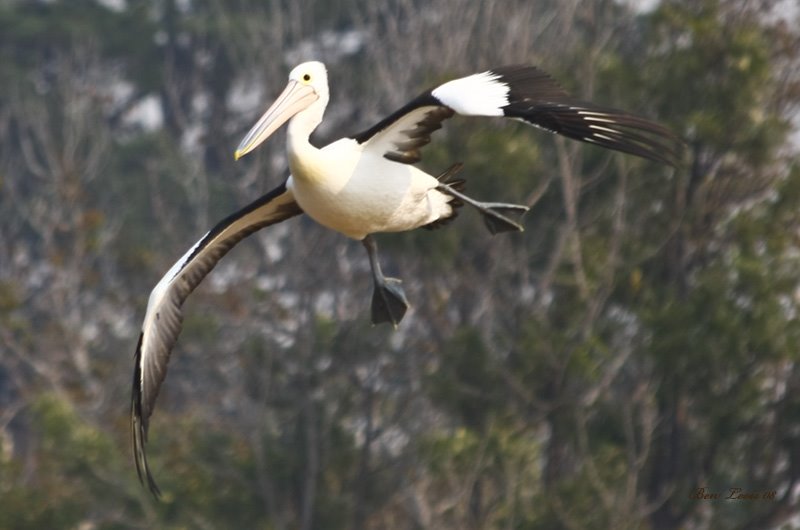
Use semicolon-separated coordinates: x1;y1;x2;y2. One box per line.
287;139;449;238
131;60;683;497
242;62;457;240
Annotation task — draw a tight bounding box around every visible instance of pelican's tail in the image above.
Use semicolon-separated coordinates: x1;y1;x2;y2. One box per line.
424;163;465;230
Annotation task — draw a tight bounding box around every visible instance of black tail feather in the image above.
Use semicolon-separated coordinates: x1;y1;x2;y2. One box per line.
425;163;465;230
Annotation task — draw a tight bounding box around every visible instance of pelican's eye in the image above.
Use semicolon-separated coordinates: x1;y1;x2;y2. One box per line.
302;73;311;83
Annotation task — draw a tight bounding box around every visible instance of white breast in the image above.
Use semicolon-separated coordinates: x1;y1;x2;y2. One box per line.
287;139;449;239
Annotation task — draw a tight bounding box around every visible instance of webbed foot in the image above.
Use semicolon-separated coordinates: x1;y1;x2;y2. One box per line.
436;182;529;235
370;276;409;328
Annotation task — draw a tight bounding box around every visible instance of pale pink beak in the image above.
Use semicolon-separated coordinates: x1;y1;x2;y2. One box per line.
234;80;318;160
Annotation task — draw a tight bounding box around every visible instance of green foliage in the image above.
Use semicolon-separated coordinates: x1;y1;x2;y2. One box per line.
0;395;133;530
640;0;788;159
0;1;158;90
3;0;800;529
0;280;19;316
427;327;508;429
418;424;544;528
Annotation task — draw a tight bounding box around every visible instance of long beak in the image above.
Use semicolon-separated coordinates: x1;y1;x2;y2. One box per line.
234;81;318;160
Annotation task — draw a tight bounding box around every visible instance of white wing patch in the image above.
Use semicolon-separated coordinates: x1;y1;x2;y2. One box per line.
431;71;509;116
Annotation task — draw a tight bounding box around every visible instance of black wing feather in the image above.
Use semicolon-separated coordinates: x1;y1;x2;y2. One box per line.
350;65;682;166
493;65;683;166
351;92;453;164
131;181;302;497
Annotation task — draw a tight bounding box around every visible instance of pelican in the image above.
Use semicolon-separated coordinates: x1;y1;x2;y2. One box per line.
131;61;682;495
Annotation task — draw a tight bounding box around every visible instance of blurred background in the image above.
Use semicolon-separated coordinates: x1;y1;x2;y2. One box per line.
2;0;800;528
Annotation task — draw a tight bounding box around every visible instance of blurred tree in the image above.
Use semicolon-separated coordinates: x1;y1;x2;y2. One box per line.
1;0;799;529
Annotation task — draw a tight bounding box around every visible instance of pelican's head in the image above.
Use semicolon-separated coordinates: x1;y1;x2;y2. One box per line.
235;61;329;160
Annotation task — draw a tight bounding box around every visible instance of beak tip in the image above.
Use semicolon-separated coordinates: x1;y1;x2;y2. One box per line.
234;150;243;161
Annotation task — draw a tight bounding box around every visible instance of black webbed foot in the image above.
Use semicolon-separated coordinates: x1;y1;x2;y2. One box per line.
362;234;410;327
436;181;529;235
370;276;409;328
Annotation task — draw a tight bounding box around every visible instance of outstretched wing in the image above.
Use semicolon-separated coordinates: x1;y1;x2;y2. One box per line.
351;65;682;166
131;181;302;497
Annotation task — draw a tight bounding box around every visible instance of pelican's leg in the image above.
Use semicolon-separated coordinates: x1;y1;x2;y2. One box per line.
362;234;409;328
436;182;529;234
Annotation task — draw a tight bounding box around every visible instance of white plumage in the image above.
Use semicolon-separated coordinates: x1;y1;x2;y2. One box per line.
431;71;509;116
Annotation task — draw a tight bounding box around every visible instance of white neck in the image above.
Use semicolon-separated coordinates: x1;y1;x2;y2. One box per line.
287;99;327;181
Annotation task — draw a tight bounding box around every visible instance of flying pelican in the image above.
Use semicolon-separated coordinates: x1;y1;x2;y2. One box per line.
131;61;681;495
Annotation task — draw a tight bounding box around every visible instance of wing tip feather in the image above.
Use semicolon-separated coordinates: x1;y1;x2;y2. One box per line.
505;100;684;167
131;332;163;499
